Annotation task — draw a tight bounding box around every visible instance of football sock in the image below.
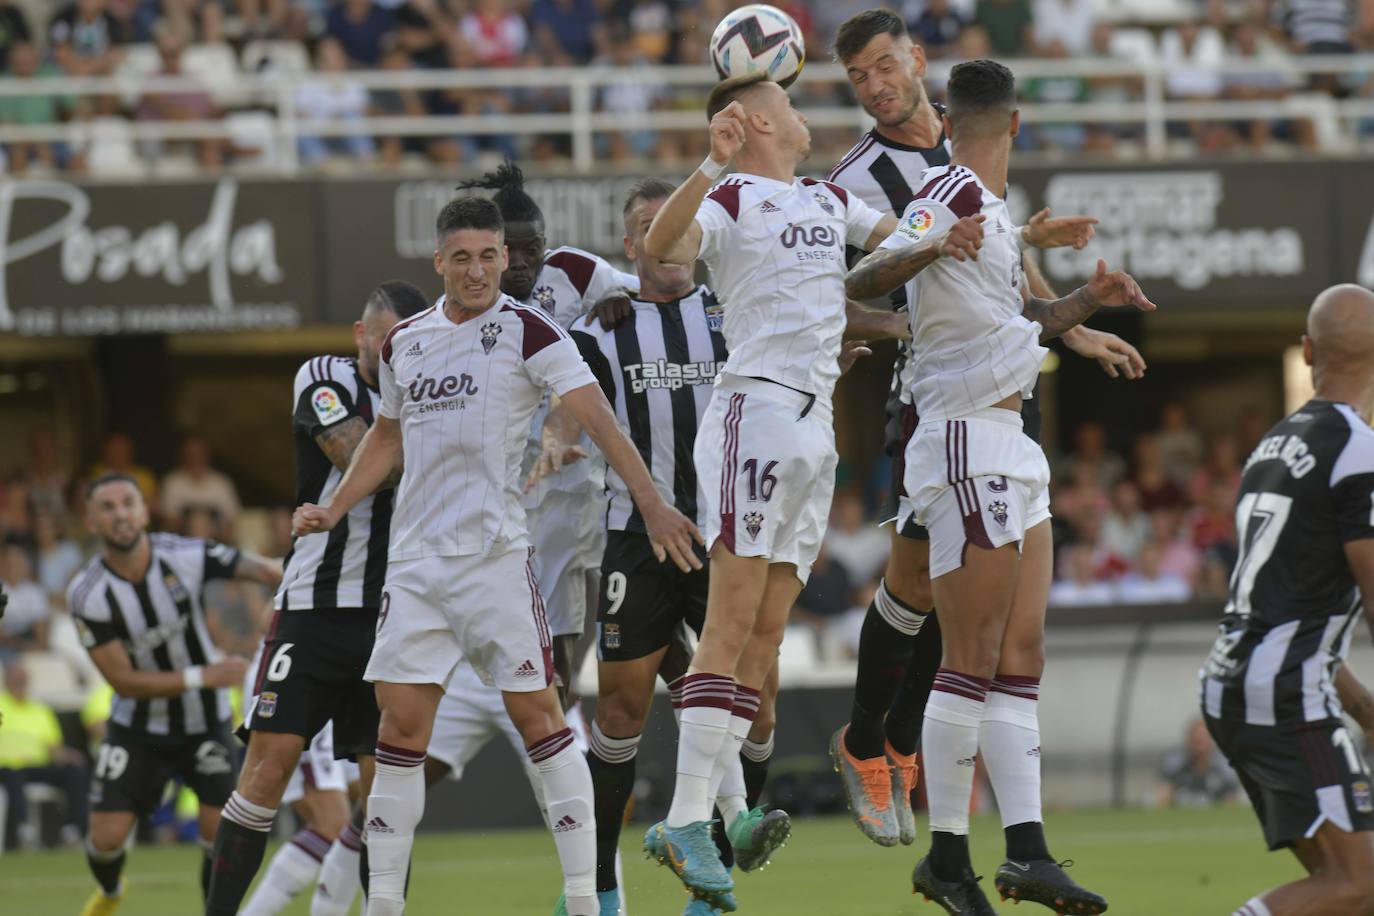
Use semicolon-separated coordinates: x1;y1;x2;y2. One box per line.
886;612;943;757
667;675;685;726
358;834;368;897
200;838;214;901
310;822;363;916
366;742;427;916
930;831;974;883
667;673;735;828
1235;898;1274;916
205;791;276;915
85;839;126;897
980;676;1051;860
242;829;328;915
586;722;640;893
741;732;773;808
923;669;989;881
846;580;927;760
529;728;598;914
714;685;760;829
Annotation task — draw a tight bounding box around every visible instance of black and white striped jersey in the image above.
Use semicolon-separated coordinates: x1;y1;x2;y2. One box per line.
1202;400;1374;726
68;534;239;736
570;286;727;533
276;355;392;611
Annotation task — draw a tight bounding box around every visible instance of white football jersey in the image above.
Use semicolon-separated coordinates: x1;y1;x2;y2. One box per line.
379;297;597;561
878;165;1047;422
693;174;885;400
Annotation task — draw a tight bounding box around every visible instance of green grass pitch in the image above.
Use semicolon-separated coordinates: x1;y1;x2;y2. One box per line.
6;807;1299;915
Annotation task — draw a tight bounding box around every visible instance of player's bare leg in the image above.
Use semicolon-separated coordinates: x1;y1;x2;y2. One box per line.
367;681;443;916
912;540;1020;915
81;811;136;915
1233;824;1374;915
241;784;349;916
741;661;778;807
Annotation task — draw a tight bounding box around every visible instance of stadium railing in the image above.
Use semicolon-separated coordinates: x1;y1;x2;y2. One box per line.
1;57;1373;172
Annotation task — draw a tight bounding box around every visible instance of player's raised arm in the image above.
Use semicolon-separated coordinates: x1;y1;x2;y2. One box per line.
1021;258;1157;341
1024;254;1146;379
644;100;747;265
557;382;704;573
293;415;402;536
1018;208;1097;251
845;208;985;301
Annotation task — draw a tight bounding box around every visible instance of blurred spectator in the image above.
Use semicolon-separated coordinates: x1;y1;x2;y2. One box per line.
327;0;397;67
89;432;158;508
370;42;440;165
23;431;70;525
530;0;607;64
610;0;675;63
792;547;854;632
1021;39;1088;150
49;0;125;77
0;543;49;654
33;510;82;603
1155;402;1204;488
1226;22;1308;149
459;0;528;67
295;37;376;165
0;659;87;849
390;0;451;69
2;42;75;178
0;1;30;71
812;0;874;51
1272;0;1356;53
1161;20;1226;100
1152;508;1202;586
160;434;240;540
1236;406;1272;458
597;25;667;160
1100;480;1150;566
1158;719;1239;808
1082;22;1142;151
141;0;226;43
1116;542;1191;603
1133;435;1187;511
264;506;295;557
136;20;223;171
1188;434;1242;506
1048;544;1114;607
1031;0;1096;55
1060;421;1127;490
823;491;889;585
974;0;1033;56
909;0;968;59
1190;477;1239;556
0;480;32;540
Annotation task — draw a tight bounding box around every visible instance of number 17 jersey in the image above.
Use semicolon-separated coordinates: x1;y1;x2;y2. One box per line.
1202;399;1374;726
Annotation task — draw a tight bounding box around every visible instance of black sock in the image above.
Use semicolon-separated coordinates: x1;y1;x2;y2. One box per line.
86;846;126;896
205;819;271;915
359;840;369;896
886;612;943;757
929;831;973;882
200;845;213;901
846;583;922;759
711;810;735;870
586;748;637;892
741;749;770;808
1005;821;1052;862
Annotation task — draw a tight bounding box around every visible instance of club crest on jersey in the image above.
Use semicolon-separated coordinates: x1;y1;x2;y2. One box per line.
480;321;502;355
602;622;621;650
533;286;555;310
987;500;1009;528
744;511;765;540
312;387;349;426
163;573;189;604
257;691;278;718
705;303;724;332
988;476;1008;493
1355;781;1373;814
812;192;834;216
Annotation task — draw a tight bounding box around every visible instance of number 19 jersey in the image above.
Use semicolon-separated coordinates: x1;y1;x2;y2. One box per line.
1202;399;1374;726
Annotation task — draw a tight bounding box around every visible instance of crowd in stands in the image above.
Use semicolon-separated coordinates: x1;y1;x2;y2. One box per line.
0;0;1372;172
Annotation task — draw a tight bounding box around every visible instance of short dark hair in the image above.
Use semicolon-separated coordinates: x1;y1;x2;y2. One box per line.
946;58;1017;126
86;472;141;503
706;71;770;122
365;280;430;320
833;9;907;64
435;197;504;244
455;160;543;226
622;178;676;226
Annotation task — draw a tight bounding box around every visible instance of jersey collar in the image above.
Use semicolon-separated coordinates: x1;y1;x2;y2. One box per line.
869;102;948;153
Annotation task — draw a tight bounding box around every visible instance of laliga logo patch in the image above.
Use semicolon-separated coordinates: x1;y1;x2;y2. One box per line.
257;691;278;719
812;192;834;216
987;500;1009;528
899;207;936;243
1355;780;1373;814
744;511;765;540
480;321;502;355
312;387;348;426
533;286;555;310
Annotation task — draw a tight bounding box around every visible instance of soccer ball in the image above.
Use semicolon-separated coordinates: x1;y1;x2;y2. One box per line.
709;4;806;89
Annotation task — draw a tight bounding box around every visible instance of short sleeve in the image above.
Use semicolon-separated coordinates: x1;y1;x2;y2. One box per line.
844;193;886;248
571;330;616;403
379;349;403;419
526;335;598;397
694;194;736;269
67;577;120;650
877;198;958;252
1332;425;1374;543
292;360;361;439
203;540;241;580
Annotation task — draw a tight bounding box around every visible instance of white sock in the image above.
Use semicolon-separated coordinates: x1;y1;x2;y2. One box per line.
366;743;428;916
668;675;686;727
713;684;760;828
310;822;363;916
666;673;735;827
1235;898;1273;916
741;732;774;764
241;830;328;916
923;669;990;835
528;728;597;915
980;677;1043;828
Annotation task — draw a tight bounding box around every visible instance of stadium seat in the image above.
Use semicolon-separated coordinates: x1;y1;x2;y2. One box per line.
21;652;87;712
225;111;282;169
183;43;243;107
778;624;819;675
84;117;146;178
1108;28;1158;64
240;40;312;78
113;43;161;108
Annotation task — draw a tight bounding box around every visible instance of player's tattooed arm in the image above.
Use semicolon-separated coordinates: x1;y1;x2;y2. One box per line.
845;215;985;300
843;299;909;341
233;552;284;590
316;418;404;490
296;416;404;536
1024;258;1157;339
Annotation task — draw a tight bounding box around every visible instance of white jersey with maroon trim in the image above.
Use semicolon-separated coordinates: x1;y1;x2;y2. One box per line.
378;297;597;561
877;165;1046;423
693;173;885;400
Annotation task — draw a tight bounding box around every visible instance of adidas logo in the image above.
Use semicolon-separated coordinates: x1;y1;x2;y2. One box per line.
1027;746;1041;758
404;340;423;357
552;814;580;834
367;817;395;835
761;200;780;213
956;755;977;767
317;883;330;898
514;659;539;678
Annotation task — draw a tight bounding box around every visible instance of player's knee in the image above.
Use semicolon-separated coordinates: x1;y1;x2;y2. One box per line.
997;634;1045;679
1328;872;1374;915
596;693;648;738
750;705;775;741
240;753;293;804
886;567;933;612
87;822;127;854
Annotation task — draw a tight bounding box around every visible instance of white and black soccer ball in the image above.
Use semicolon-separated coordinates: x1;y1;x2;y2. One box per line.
709;4;805;89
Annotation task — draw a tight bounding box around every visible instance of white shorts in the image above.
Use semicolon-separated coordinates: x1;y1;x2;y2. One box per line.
696;374;838;585
365;546;554;693
427;663;526;780
902;407;1051;580
529;487;605;637
283;723;348;805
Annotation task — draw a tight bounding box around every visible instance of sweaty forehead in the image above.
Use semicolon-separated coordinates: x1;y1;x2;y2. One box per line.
848;33;908;68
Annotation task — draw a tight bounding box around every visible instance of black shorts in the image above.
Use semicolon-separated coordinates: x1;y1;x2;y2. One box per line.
1205;714;1374;850
242;607;380;760
597;531;709;662
91;722;237;814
